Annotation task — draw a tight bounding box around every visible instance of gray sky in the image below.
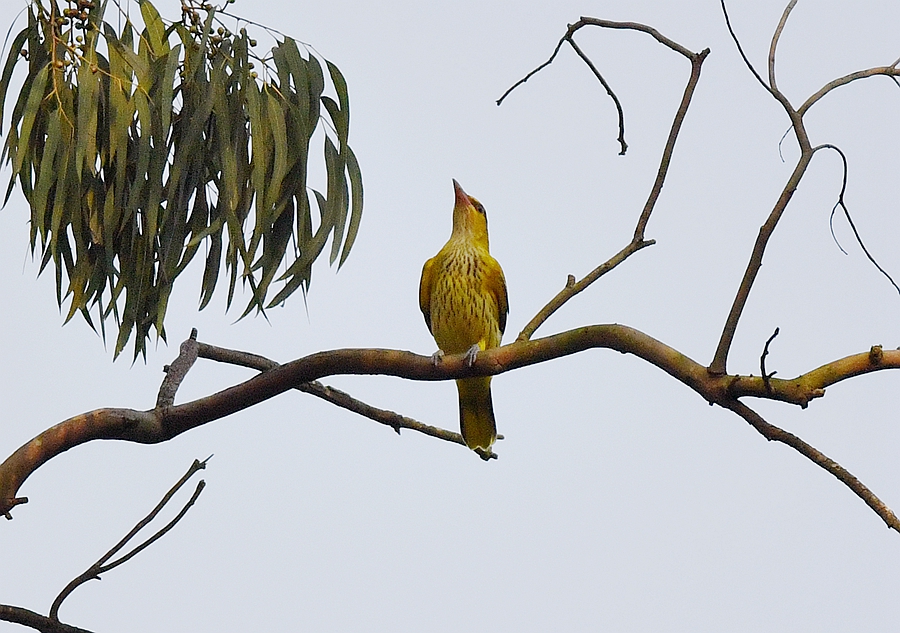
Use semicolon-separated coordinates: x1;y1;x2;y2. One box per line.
2;1;900;631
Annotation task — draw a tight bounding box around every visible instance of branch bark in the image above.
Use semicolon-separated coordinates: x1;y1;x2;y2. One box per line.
2;329;898;523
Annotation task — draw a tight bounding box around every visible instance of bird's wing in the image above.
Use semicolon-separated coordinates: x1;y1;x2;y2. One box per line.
485;257;509;336
419;256;436;333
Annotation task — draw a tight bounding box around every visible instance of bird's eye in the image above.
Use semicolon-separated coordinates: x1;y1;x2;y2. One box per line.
473;201;486;215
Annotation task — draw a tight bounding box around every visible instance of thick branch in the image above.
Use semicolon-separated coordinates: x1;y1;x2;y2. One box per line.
0;606;94;633
2;328;899;518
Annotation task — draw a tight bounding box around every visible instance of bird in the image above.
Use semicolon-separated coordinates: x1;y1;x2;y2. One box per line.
419;179;509;452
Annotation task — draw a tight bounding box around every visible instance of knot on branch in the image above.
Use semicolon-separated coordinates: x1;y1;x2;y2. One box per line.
869;345;884;365
2;497;28;520
156;329;199;409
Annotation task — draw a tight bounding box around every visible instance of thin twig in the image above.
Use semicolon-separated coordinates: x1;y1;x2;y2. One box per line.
507;20;707;340
816;144;900;293
50;459;209;621
496;37;567;105
517;238;654;341
721;0;795;114
760;327;780;394
563;34;628;155
767;0;798;92
799;66;900;115
195;342;496;457
723;399;900;532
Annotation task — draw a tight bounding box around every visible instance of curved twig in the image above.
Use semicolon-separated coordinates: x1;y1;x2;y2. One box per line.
767;0;798;92
563;34;628;155
799;65;900;116
508;20;708;340
816;144;900;294
760;327;780;394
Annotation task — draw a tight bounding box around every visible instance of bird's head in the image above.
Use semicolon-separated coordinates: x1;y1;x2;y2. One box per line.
451;179;490;246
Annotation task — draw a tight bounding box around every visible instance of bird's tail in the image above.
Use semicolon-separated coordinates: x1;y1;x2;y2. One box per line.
456;376;497;451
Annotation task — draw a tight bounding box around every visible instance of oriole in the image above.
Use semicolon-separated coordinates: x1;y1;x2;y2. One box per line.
419;180;509;452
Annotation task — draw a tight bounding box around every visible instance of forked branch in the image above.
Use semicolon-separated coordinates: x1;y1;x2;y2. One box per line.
499;18;709;340
711;1;900;374
49;459;208;621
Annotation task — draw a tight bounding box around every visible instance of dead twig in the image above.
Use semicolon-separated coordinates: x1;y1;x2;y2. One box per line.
505;19;708;340
816;143;900;294
760;327;780;394
195;341;489;454
723;399;900;532
49;459;209;621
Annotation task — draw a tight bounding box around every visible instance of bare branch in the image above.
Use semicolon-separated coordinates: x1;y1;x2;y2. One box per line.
49;459;208;621
156;328;199;408
0;605;94;633
507;21;708;340
799;65;900;116
563;35;628;155
722;399;900;532
720;0;797;116
768;0;798;92
496;36;567;106
196;342;475;450
708;149;814;375
817;143;900;294
517;238;654;341
760;327;780;394
2;327;899;520
633;47;709;241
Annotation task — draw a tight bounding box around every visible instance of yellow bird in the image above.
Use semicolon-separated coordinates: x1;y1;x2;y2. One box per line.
419;179;509;452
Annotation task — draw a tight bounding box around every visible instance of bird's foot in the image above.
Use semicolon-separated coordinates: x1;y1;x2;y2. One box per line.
430;350;445;367
463;344;481;368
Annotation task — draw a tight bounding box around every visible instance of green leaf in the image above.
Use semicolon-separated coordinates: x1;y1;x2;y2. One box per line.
326;59;350;146
339;145;364;267
139;0;169;57
13;63;49;175
324;136;347;265
0;26;31;134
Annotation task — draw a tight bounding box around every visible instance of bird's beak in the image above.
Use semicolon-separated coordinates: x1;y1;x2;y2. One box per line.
452;179;470;208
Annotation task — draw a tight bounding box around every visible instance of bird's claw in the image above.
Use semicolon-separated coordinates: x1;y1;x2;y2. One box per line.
463;344;480;368
430;350;445;367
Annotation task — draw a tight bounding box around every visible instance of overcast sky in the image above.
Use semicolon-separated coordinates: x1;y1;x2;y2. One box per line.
2;1;900;631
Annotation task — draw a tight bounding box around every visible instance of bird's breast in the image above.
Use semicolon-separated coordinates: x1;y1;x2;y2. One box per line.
428;243;502;355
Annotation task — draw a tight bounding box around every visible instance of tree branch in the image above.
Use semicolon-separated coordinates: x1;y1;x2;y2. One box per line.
722;399;900;532
0;605;94;633
2;329;898;521
767;0;798;93
49;459;208;621
799;64;900;116
196;342;479;452
504;19;708;340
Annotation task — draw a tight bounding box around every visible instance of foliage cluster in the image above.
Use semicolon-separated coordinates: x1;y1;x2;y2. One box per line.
0;0;363;358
